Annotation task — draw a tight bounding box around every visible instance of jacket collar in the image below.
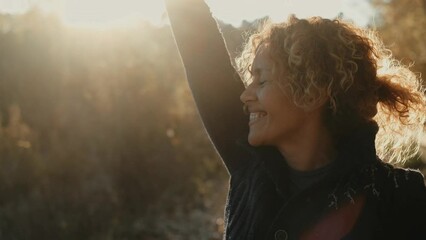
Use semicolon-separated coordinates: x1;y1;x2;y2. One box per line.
242;121;380;200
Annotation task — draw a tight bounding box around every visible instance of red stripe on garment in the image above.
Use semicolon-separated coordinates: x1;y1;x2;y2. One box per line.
300;194;366;240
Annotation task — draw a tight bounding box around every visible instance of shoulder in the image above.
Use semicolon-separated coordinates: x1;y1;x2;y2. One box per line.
373;161;426;237
375;161;426;195
370;160;426;205
229;154;264;185
226;147;270;210
228;144;278;192
229;140;268;179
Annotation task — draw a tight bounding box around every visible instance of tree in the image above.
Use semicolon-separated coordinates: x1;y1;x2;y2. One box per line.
372;0;426;82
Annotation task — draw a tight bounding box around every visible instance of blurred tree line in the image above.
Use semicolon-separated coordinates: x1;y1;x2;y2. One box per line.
0;0;424;239
0;9;233;240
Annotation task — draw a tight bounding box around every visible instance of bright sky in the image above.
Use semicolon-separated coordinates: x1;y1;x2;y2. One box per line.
0;0;375;28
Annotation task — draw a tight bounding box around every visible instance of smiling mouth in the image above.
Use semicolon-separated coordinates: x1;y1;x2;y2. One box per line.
249;112;267;125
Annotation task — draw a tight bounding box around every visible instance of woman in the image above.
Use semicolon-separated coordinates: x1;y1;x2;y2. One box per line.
164;0;426;239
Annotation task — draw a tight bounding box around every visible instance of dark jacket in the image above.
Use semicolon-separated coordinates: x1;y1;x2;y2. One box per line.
225;123;426;239
164;0;426;239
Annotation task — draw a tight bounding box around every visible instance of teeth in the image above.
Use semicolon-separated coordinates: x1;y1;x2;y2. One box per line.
250;112;266;121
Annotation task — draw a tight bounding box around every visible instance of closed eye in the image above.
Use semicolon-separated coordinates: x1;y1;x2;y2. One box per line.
259;79;268;86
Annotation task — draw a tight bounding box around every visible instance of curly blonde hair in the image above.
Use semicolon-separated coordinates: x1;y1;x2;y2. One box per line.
236;15;426;164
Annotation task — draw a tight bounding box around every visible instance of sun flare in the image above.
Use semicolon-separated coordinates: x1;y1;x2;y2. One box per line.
0;0;373;29
60;0;166;28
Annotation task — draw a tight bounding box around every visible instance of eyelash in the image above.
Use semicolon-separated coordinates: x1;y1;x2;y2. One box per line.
259;80;268;86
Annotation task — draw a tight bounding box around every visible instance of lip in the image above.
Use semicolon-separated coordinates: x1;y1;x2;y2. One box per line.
249;112;267;126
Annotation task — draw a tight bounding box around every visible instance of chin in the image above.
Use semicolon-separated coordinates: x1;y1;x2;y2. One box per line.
247;135;263;146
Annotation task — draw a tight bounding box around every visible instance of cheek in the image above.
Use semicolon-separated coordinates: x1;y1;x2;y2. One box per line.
267;99;304;130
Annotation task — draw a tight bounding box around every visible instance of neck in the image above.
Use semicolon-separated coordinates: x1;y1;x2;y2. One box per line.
277;120;336;172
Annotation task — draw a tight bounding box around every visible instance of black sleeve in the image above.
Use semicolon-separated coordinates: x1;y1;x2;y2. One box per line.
385;169;426;239
164;0;250;174
400;170;426;239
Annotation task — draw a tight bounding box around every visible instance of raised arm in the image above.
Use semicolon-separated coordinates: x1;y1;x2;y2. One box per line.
164;0;249;174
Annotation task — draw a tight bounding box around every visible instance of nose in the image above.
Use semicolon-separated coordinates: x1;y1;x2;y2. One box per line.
240;83;256;104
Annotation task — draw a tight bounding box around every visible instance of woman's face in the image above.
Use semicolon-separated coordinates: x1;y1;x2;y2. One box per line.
240;45;322;147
